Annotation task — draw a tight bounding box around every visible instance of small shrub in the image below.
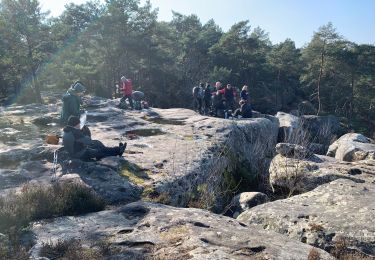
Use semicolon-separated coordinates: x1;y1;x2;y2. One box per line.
0;228;29;260
331;236;372;260
308;248;321;260
0;182;105;232
308;223;324;232
40;239;106;260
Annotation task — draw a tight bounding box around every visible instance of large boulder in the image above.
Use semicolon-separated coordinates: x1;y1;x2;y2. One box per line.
275;112;341;155
300;114;340;144
117;108;279;212
327;133;375;162
238;179;375;256
30;202;332;260
275;112;300;143
269;151;373;194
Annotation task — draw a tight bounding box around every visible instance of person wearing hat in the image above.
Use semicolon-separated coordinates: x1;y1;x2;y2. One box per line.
60;81;86;125
62;116;126;160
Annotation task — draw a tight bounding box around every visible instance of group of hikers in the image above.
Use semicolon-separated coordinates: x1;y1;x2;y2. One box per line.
192;81;252;119
58;78;253;162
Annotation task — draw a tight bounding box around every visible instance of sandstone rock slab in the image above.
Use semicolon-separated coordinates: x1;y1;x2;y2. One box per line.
238;179;375;256
30;202;332;260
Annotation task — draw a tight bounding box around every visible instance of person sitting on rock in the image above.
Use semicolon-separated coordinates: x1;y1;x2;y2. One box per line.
60;81;86;125
240;85;249;102
233;99;252;118
62;116;126;161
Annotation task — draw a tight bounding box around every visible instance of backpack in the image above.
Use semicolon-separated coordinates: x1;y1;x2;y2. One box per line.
193;86;199;97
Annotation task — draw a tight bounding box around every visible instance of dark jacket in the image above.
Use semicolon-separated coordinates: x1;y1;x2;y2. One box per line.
204;86;212;100
62;126;91;158
60;90;82;124
240;90;249;101
241;103;252;118
219;88;234;101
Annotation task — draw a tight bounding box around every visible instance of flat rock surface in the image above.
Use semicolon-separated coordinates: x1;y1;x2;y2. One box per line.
30;201;332;260
238;179;375;256
0;95;278;209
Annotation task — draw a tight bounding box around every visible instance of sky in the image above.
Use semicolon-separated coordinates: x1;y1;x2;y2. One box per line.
39;0;375;47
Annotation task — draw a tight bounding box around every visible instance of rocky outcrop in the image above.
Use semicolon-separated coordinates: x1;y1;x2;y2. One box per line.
276;112;300;143
30;201;332;260
269;149;374;194
276;112;341;155
238;179;375;256
0;96;279;212
327;133;375;162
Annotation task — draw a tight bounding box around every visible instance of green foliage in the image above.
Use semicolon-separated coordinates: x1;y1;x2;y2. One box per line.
0;1;374;133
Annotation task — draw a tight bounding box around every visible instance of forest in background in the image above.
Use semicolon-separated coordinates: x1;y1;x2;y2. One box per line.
0;0;374;135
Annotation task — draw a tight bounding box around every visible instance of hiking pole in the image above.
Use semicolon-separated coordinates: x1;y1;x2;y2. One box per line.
52;149;58;182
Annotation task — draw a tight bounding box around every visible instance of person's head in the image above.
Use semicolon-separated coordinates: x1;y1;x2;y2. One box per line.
242;85;248;91
70;81;86;96
215;81;222;89
206;82;210;88
67;116;80;129
226;84;232;89
199;82;204;88
121;76;127;82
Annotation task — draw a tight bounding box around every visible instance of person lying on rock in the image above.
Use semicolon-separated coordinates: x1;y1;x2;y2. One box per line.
233;99;252;118
60;81;86;125
62;116;126;161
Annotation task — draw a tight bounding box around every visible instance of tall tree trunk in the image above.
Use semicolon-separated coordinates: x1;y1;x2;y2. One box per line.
349;72;355;120
316;51;324;115
26;37;42;103
31;70;43;104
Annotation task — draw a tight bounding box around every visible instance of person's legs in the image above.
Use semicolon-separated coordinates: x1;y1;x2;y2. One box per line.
81;143;126;160
126;95;134;109
119;96;127;109
193;98;199;111
233;109;241;118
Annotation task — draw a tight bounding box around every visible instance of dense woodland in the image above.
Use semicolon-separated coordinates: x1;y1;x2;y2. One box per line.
0;0;374;134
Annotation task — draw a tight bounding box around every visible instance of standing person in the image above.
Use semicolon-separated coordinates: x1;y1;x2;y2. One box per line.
240;85;249;102
218;84;235;111
60;81;86;125
120;76;134;109
197;83;204;113
192;83;203;113
211;81;224;116
203;83;212;114
63;116;126;161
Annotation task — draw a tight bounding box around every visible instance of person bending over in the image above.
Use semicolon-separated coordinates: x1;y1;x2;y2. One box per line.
63;116;126;161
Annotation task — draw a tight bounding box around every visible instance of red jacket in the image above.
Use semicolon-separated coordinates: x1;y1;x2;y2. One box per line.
121;79;133;96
